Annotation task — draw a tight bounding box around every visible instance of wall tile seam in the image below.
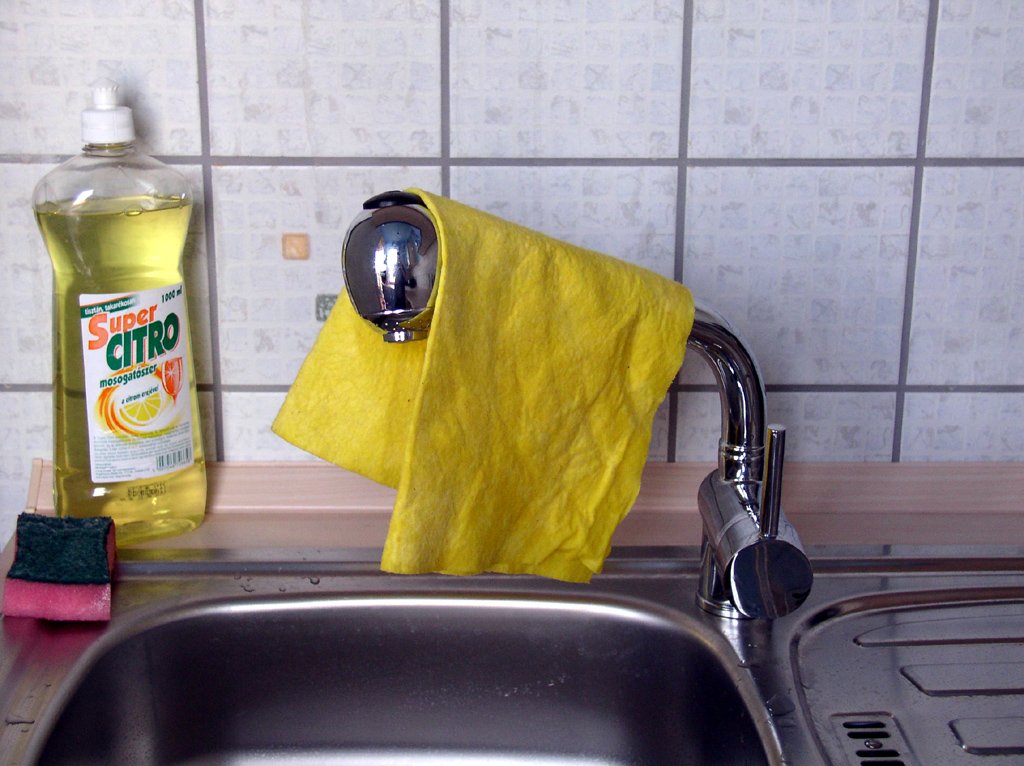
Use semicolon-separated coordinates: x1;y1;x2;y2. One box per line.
674;385;1024;395
0;384;224;393
7;384;1020;395
7;155;1024;168
891;0;941;463
193;0;226;462
667;0;696;461
439;0;452;198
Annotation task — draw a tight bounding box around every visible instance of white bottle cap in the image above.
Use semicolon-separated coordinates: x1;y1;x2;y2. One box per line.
81;79;135;145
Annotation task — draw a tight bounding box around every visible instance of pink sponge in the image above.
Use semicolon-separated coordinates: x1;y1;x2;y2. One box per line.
2;514;116;622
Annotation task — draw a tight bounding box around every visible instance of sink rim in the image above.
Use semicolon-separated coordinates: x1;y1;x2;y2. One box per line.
18;573;781;766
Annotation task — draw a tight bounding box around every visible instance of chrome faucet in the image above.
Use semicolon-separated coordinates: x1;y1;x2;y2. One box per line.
341;191;440;343
341;191;812;619
687;306;812;619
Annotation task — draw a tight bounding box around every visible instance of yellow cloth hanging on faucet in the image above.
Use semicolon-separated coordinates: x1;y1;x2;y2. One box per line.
272;190;694;582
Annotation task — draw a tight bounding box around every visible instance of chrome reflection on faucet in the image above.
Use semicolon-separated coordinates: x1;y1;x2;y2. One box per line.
688;304;812;619
340;191;812;619
341;191;439;343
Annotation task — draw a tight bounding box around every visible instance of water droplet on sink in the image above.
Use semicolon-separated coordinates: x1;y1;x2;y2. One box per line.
766;693;795;717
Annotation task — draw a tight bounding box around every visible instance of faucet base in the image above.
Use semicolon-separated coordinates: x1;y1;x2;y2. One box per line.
697;534;746;619
696;471;814;619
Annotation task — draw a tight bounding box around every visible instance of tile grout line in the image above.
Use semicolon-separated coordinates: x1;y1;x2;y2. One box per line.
667;0;696;463
892;0;941;463
439;0;452;197
7;155;1024;168
673;383;1024;394
193;0;226;462
675;0;694;288
210;382;1024;395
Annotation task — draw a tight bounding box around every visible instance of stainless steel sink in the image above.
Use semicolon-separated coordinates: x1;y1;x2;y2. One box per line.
2;546;1023;765
1;550;773;766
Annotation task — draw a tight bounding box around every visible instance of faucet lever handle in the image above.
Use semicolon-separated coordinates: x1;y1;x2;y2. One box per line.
759;425;786;539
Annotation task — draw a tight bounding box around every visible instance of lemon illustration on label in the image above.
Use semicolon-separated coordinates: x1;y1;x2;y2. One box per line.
120;389;165;427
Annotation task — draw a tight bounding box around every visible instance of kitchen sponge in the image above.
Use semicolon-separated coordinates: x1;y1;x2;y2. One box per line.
2;513;116;622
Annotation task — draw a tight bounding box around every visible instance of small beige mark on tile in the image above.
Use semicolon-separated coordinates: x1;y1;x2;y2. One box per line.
282;233;309;261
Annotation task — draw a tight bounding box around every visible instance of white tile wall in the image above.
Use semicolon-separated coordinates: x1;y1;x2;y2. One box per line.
1;0;1023;528
450;0;686;158
673;390;721;462
197;391;218;468
689;0;929;158
909;166;1024;385
675;390;900;464
0;393;50;541
221;391;314;461
684;165;913;384
180;166;216;385
902;392;1024;461
0;164;53;386
0;1;201;156
648;399;672;461
204;0;441;156
927;0;1024;157
769;391;898;462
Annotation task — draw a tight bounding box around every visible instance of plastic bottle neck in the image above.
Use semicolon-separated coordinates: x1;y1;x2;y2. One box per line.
82;141;136;157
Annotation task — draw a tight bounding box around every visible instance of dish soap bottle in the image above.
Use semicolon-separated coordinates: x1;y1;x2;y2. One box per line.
33;79;206;545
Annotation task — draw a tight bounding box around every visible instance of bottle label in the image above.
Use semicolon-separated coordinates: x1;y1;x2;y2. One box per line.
79;283;194;482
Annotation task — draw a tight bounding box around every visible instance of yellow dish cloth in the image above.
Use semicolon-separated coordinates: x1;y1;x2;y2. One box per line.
272;190;695;582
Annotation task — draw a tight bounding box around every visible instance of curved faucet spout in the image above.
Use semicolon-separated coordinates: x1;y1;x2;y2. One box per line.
687;305;767;484
686;306;812;619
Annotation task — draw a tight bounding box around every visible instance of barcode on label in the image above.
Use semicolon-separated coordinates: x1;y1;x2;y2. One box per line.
156;446;192;472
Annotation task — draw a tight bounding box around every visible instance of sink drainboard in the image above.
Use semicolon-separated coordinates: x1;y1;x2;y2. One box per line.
798;595;1024;764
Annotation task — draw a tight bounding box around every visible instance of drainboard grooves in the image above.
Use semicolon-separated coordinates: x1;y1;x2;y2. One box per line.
951;717;1024;756
176;752;619;765
854;611;1024;647
901;662;1024;696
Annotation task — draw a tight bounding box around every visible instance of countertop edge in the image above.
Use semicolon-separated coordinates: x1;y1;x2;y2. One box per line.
22;459;1024;549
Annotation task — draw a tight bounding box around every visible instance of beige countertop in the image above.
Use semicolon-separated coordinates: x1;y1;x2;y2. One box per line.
22;459;1024;551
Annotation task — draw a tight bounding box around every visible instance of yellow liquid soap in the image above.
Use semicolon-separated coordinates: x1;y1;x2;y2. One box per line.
36;195;206;545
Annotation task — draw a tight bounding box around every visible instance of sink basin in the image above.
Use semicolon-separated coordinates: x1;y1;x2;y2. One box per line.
24;583;770;765
6;546;1024;766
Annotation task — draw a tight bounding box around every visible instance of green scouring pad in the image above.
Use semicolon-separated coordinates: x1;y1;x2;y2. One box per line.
2;513;116;622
